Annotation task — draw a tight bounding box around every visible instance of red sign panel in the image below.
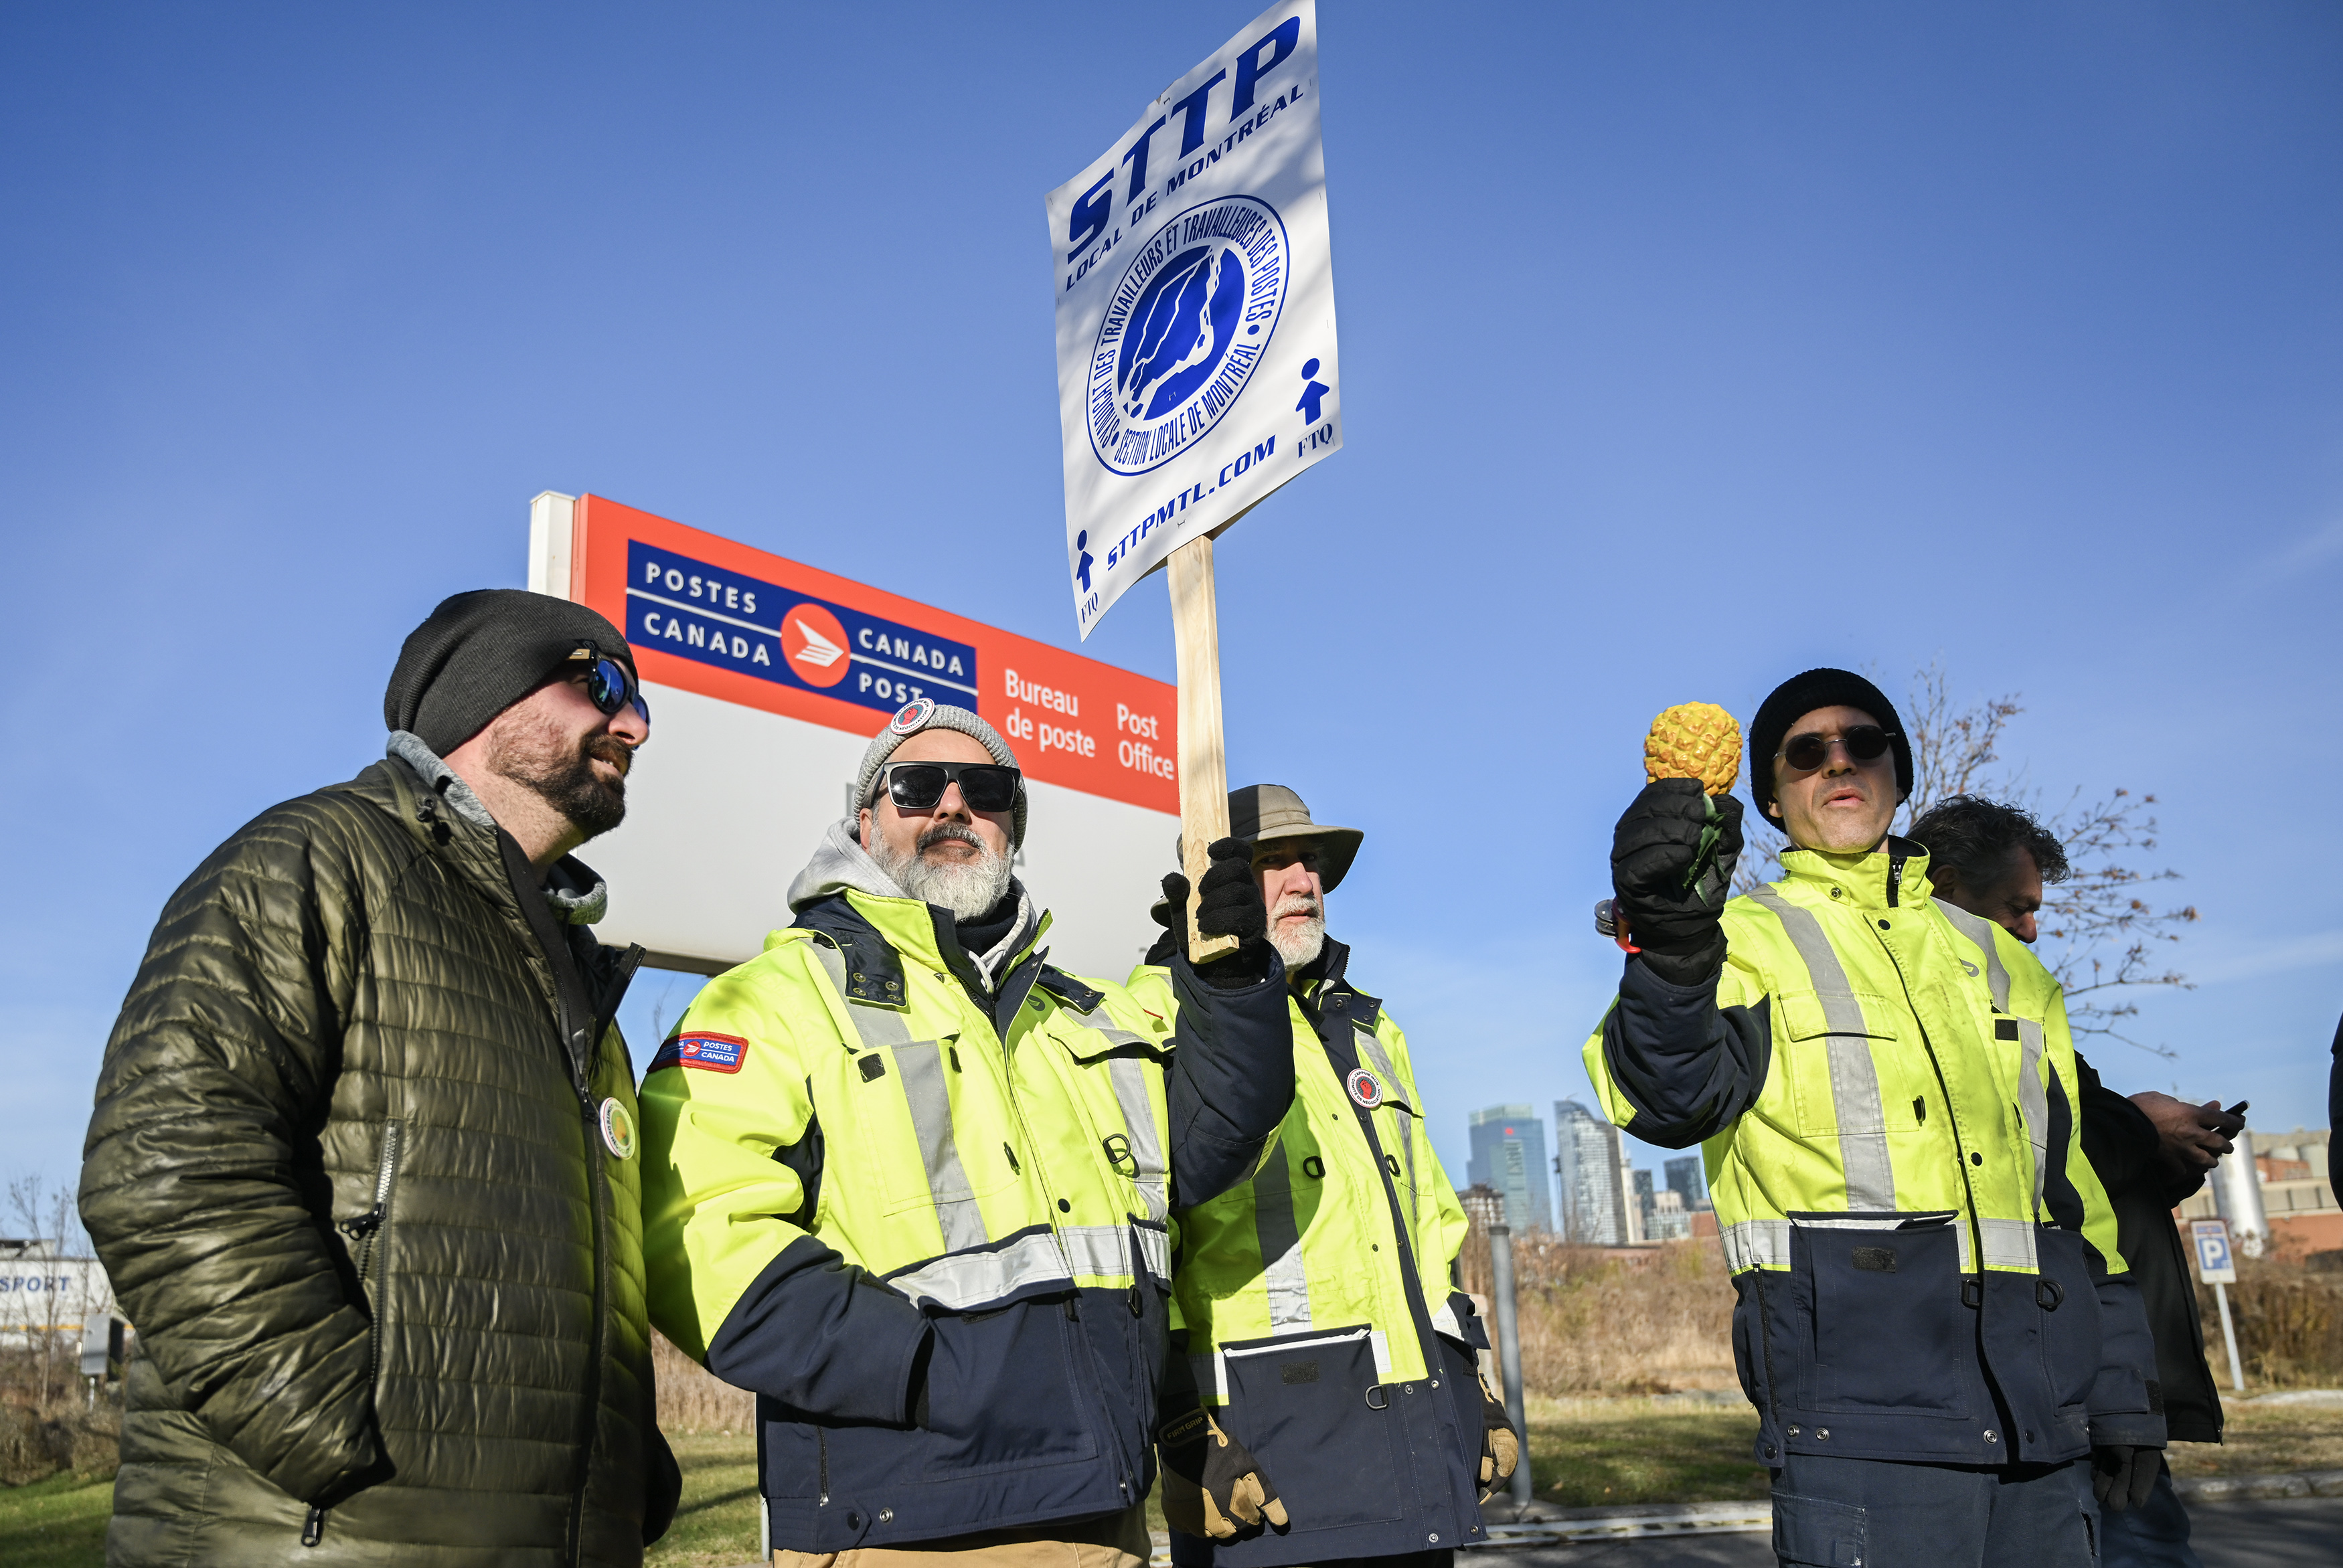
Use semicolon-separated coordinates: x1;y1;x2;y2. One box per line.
570;495;1179;813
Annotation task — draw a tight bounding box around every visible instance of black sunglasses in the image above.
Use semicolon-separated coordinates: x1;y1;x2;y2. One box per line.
881;760;1022;814
574;653;650;731
1779;725;1893;772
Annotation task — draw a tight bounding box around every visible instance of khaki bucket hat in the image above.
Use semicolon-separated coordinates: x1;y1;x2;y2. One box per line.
1175;783;1364;893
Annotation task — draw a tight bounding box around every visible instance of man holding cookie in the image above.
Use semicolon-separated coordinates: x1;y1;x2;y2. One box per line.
1582;669;2162;1568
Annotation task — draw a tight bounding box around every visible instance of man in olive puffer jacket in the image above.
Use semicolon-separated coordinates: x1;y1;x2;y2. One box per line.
80;589;681;1567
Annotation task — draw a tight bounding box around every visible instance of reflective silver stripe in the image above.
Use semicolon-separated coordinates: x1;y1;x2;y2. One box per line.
809;942;981;1248
1722;1219;1791;1270
1936;907;2051;1215
2016;1017;2049;1213
1979;1215;2040;1270
888;1229;1070;1311
1431;1296;1462;1338
1189;1353;1226;1401
892;1041;987;1252
1057;1222;1169;1282
1104;1055;1169;1222
1353;1026;1419;1202
1937;902;2012;1013
1748;887;1896;1211
1063;999;1154;1052
1253;1137;1312;1330
1786;1211;1953;1228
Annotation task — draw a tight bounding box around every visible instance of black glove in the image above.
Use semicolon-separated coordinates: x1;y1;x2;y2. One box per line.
1159;1403;1289;1540
2091;1444;2161;1513
1477;1374;1520;1502
1611;780;1743;986
1158;838;1275;986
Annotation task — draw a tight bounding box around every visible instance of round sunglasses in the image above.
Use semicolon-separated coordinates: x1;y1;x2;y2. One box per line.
880;760;1022;814
1779;725;1893;772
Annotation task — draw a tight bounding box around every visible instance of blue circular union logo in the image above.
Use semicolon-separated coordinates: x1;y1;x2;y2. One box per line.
1086;195;1289;477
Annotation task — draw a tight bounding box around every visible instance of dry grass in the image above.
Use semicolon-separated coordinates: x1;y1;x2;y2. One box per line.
2210;1251;2343;1389
655;1331;757;1435
1459;1227;1739;1396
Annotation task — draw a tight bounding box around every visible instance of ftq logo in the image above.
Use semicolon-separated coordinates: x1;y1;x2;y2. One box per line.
1086;195;1289;476
625;541;977;715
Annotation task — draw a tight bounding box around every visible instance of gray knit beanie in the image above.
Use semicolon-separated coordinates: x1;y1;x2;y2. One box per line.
854;698;1027;849
386;588;635;755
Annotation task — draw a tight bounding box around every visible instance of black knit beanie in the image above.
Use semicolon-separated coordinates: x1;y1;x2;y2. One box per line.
1747;667;1913;826
384;589;635;755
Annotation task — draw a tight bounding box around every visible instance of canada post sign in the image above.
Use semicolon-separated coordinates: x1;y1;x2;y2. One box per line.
567;495;1181;815
627;542;979;717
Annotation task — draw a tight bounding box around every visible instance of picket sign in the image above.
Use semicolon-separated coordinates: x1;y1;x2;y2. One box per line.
1044;1;1342;962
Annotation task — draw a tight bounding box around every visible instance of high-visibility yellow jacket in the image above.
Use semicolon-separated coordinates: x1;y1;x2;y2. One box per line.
640;826;1294;1552
1585;840;2164;1468
1131;939;1489;1568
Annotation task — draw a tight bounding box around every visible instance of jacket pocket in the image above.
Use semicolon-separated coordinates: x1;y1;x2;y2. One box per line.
2033;1226;2103;1413
336;1120;404;1387
1792;1211;1971;1417
1773;993;1919;1140
310;1120;402;1547
917;1298;1102;1478
1219;1324;1406;1530
1771;1489;1865;1567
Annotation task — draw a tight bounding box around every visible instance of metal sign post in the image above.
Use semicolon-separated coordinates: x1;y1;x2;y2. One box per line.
2191;1218;2245;1393
1486;1224;1534;1510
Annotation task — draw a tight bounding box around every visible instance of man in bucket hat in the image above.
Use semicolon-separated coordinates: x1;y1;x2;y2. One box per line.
1130;785;1515;1568
641;699;1298;1568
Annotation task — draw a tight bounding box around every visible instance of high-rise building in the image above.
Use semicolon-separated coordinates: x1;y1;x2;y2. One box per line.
1664;1154;1710;1213
1552;1099;1628;1245
1465;1106;1552;1233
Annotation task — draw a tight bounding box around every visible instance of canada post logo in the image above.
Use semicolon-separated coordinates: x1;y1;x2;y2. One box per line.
626;542;977;713
1087;195;1288;476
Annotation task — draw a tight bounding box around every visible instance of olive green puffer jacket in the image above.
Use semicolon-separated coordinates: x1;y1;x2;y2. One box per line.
80;750;664;1567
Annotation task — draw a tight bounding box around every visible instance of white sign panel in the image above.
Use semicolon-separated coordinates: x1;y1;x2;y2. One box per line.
1048;0;1342;638
0;1256;114;1334
2191;1219;2237;1284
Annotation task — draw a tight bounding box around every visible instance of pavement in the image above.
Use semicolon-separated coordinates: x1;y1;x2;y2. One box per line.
1449;1478;2343;1567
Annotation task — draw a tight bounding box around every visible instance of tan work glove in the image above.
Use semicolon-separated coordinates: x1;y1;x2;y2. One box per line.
1479;1375;1520;1501
1158;1405;1289;1540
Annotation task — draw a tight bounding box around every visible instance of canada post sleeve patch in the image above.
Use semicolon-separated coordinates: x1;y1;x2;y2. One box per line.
649;1031;750;1074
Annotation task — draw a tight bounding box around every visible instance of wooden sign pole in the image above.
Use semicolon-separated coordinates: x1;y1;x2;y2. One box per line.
1167;535;1240;964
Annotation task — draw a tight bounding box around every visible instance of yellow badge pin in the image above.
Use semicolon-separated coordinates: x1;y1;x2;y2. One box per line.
598;1097;637;1160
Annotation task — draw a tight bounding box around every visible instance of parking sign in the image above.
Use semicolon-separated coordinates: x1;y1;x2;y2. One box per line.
2191;1219;2237;1284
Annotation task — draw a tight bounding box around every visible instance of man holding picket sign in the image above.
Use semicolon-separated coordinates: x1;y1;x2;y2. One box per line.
1043;2;1376;1560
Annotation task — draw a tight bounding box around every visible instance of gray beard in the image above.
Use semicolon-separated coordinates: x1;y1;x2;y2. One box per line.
1269;897;1326;971
876;823;1014;922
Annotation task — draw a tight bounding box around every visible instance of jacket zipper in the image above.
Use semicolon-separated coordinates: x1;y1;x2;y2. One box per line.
565;1038;612;1566
308;1120;404;1547
993;966;1137;1507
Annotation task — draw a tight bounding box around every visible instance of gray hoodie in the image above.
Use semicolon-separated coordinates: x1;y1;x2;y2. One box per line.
786;818;1038;994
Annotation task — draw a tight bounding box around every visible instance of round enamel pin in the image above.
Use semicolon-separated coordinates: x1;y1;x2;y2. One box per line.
889;697;937;734
1346;1067;1384;1110
598;1097;637;1160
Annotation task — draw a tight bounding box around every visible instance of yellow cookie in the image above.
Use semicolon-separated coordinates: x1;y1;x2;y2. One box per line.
1644;702;1743;796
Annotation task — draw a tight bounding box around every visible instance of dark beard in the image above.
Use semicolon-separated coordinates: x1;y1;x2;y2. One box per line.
493;728;631;839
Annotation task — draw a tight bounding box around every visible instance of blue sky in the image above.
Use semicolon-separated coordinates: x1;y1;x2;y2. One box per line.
6;3;2339;1207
